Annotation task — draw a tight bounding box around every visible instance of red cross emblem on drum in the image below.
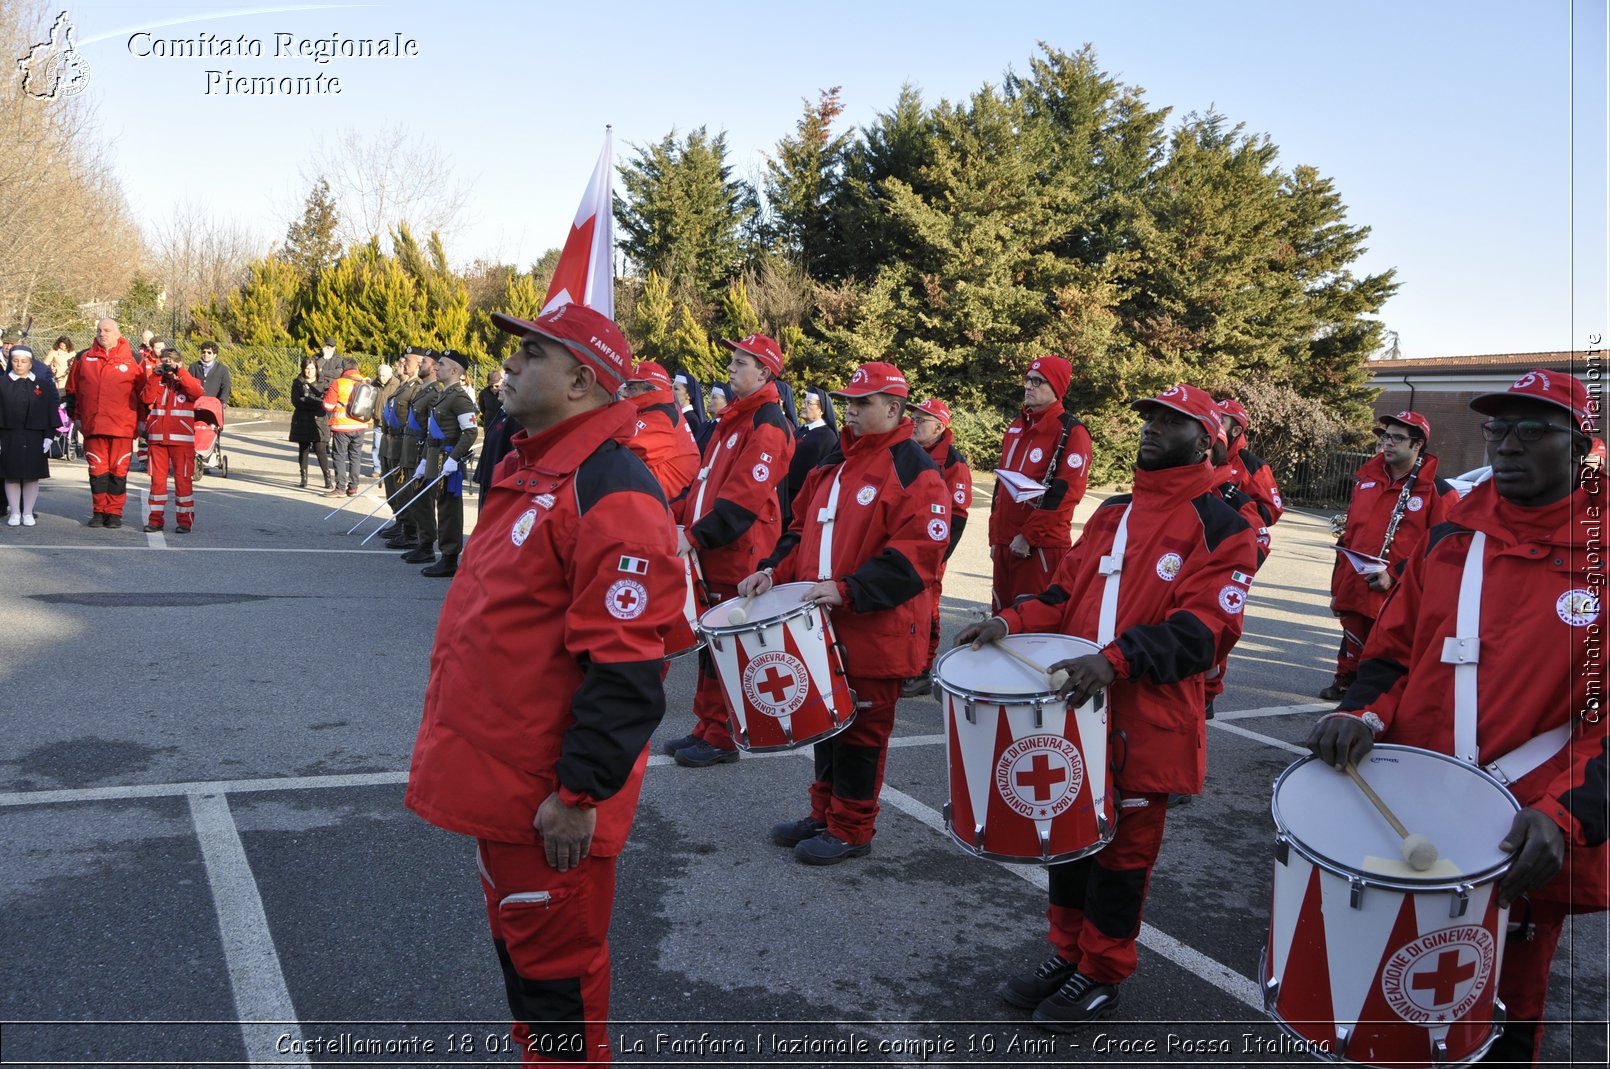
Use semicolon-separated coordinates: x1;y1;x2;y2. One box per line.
994;734;1084;819
1380;926;1496;1024
741;651;810;718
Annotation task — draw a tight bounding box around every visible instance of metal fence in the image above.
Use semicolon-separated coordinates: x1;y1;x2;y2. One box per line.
1279;449;1371;510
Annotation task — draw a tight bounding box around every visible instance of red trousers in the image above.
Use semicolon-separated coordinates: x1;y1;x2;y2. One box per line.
691;582;739;750
1333;610;1375;686
807;676;900;845
477;839;617;1065
147;443;195;529
1045;792;1169;984
83;435;134;517
991;543;1068;612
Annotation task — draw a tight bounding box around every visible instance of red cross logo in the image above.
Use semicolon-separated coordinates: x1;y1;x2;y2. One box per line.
1411;949;1477;1007
742;651;811;717
756;665;794;703
614;587;639;612
605;579;648;620
1014;753;1069;802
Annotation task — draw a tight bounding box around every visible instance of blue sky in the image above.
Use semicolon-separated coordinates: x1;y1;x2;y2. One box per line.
46;0;1609;358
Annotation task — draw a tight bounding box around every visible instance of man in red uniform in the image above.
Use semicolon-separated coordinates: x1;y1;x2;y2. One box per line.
138;349;205;534
989;355;1092;610
1309;369;1606;1066
1199;410;1272;720
406;302;680;1066
666;333;795;767
1216;398;1284;528
740;362;950;863
619;360;699;502
902;397;973;696
958;383;1258;1030
1324;410;1457;699
64;318;146;528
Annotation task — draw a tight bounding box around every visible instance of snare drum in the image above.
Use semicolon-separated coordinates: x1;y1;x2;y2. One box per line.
932;634;1113;865
1262;745;1519;1067
663;527;708;662
696;582;855;752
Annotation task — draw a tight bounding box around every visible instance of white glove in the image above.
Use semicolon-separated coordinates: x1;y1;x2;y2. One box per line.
413;460;426;479
43;439;52;454
442;457;459;475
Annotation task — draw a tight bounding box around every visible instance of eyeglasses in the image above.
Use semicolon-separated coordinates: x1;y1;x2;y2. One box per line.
1481;418;1572;443
1024;375;1049;388
1374;431;1412;445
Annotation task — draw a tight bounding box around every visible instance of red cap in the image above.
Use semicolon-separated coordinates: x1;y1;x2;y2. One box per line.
908;397;952;426
1217;398;1250;430
720;333;785;377
626;360;672;391
491;303;634;388
1131;383;1221;438
832;361;910;399
1027;355;1072;397
1470;369;1594;433
1380;409;1431;441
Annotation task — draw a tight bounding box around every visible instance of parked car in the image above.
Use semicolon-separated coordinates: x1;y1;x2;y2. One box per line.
1447;465;1492;498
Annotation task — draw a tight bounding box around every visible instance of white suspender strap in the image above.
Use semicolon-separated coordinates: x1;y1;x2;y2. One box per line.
1485;721;1574;786
690;434;724;522
816;466;845;581
1096;504;1132;647
1441;531;1485;763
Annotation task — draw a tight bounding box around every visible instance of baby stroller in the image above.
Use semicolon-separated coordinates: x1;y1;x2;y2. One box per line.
49;404;75;461
193;396;228;479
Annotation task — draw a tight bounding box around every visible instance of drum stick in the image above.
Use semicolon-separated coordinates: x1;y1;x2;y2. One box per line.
726;590;758;625
1344;762;1438;871
991;639;1070;690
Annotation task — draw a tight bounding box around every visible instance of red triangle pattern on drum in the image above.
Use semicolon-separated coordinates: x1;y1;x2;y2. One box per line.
1274;865;1337;1049
982;709;1040;858
1351;890;1433;1066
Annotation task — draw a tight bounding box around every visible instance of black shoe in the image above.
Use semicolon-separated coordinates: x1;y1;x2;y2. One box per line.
384;534;414;550
1319;683;1349;702
377;522;401;540
421;556;457;577
1167;793;1193;808
673;740;739;768
899;674;932;698
1204;698;1215;721
660;733;700;756
175;525;190;534
298;475;308;489
1031;973;1120;1033
86;513;106;528
998;954;1080;1009
143;523;163;533
401;546;436;564
771;816;828;847
105;515;123;529
793;830;871;865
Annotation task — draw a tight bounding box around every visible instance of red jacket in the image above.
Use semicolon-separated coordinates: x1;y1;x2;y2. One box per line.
925;427;973;570
65;338;145;437
323;370;368;433
767;421;951;679
674;381;794;586
1213;464;1271;568
138;367;206;446
406;401;681;850
1339;482;1607;909
1331;452;1456;617
999;461;1259;793
1224;438;1284;526
989;401;1091;550
624;388;700;503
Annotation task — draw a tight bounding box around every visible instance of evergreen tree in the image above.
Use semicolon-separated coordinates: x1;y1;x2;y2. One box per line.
716;278;761;341
281;178;341;283
764;88;852;277
115;277;165;338
193;256;298;345
665;303;722;382
630;270;675;359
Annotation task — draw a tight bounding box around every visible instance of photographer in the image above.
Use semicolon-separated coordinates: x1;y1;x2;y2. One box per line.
138;349;205;533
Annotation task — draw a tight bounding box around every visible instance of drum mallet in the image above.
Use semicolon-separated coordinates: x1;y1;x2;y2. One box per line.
725;590;760;625
1344;762;1438;871
991;639;1070;690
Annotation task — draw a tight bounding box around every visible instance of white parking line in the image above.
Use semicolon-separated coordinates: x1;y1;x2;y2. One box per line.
1210;720;1310;756
188;793;310;1066
876;784;1264;1011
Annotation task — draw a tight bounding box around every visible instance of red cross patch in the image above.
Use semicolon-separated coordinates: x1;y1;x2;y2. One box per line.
606;579;648;620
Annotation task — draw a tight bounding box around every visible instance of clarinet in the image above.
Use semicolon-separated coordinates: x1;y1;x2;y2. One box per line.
1378;452;1426;560
1035;415;1077;511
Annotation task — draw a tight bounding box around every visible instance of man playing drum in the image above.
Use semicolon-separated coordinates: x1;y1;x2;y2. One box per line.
1308;369;1608;1066
957;383;1259;1031
739;361;951;864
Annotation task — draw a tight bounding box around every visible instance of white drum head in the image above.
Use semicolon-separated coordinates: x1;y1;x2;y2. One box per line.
935;633;1100;697
698;581;817;632
1273;745;1518;883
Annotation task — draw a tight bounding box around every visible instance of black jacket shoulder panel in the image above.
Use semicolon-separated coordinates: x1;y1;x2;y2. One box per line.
891;437;940;487
944;444;969;469
1191;493;1252;553
1097;494;1133;511
575;438;667;513
1424;520;1472;556
752;402;790;433
646;401;681;427
1240;449;1268;474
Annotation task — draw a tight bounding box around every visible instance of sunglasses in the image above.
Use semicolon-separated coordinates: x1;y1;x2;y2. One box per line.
1480;418;1573;443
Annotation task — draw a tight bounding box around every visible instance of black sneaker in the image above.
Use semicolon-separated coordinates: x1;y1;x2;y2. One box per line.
998;954;1079;1009
87;513;106;528
673;740;739;768
899;674;932;698
660;733;700;757
1167;793;1193;808
771;816;828;847
793;830;870;865
1031;972;1120;1032
105;515;123;529
175;525;190;534
1319;683;1350;702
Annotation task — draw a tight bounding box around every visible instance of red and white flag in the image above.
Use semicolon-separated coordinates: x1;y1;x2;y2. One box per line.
542;128;615;319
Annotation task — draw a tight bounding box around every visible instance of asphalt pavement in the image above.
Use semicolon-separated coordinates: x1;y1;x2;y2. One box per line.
1;412;1603;1068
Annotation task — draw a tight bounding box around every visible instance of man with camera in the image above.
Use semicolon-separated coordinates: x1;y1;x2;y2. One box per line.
138;348;206;533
